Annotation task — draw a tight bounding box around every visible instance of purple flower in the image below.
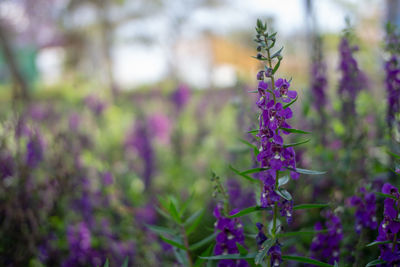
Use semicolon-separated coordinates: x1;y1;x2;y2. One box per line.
256;223;267;247
347;187;377;233
102;172;114;186
310;211;342;265
275;78;297;103
0;151;14;179
171;84;191;111
125;120;154;190
385;26;400;130
375;183;400;265
310;51;327;114
84;95;107;116
25;131;45;168
213;204;248;267
268;244;282;267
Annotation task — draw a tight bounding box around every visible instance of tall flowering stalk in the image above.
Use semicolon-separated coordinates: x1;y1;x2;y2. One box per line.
385;24;400;133
338;31;367;137
160;20;332;267
310;36;328;144
254;20;299;248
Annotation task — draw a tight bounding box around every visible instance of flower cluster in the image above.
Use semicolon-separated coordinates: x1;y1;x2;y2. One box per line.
310;211;343;265
256;77;298;223
259;170;294;224
375;183;400;265
256;78;298;176
338;36;366;119
347;187;378;233
385;54;400;129
213;204;248;267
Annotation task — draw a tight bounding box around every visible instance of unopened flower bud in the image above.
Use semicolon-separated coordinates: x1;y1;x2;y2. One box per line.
257;71;265;80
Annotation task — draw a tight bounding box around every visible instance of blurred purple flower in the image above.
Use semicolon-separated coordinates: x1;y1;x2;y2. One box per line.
310;211;342;265
125;121;154;190
25;131;45;168
347;187;377;233
102;172;114;186
0;151;14;179
69;112;81;131
84;95;107;116
338;37;367;118
227;179;255;209
171;84;191;111
385;55;400;128
149;114;171;145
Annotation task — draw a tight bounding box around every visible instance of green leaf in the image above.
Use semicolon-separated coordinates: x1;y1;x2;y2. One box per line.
103;259;109;267
184;209;204;235
194;243;215;267
236;243;248;255
366;240;391;247
387;150;400;160
121;257;129;267
278;176;290;187
248;129;259;134
288;167;326;175
365;259;386;267
155;206;172;220
293;204;329;210
145;224;176;236
255;239;275;264
227;206;270;218
200;253;257;260
279;127;311;134
275;188;292;200
283;95;298;109
190;232;217;250
278;230;328;238
376;192;398;200
238;138;259;157
272;59;281;74
271;47;284;58
229;165;259;183
283;139;310;148
180;192;194;216
241;167;270;175
169;201;182;223
159;235;187;250
248;90;258;93
282;255;334;267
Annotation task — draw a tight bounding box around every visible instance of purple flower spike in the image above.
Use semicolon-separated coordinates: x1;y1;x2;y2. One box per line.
310;211;342;265
375;183;400;265
213;204;248;267
347;187;377;233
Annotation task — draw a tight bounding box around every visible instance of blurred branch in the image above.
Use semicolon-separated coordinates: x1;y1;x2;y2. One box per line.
0;21;29;102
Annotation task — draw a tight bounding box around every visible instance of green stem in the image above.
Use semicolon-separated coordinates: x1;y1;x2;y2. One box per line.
181;225;193;267
272;170;279;239
265;36;276;91
353;228;366;267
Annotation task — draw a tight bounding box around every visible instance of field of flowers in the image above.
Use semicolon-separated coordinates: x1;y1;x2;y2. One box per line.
0;1;400;267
